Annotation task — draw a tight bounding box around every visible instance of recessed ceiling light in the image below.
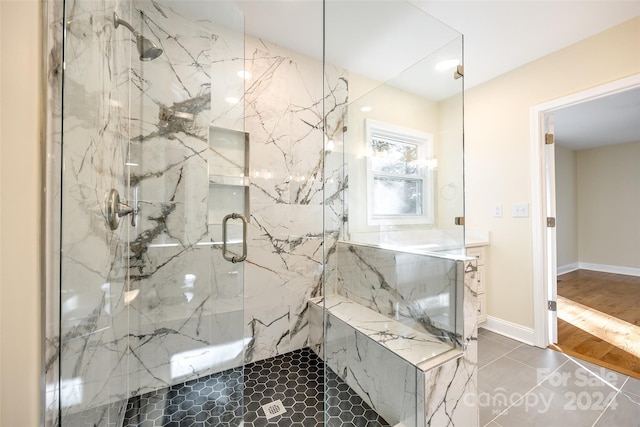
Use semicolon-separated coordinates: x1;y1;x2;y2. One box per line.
360;106;373;112
435;59;460;72
225;96;240;104
237;70;252;80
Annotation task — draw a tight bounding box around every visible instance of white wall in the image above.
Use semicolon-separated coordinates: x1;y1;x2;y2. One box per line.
0;1;42;426
465;17;640;329
555;145;578;269
577;141;640;269
346;71;464;242
555;141;640;273
346;71;440;235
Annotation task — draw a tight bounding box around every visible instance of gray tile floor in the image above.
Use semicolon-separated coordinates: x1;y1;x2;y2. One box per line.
478;328;640;427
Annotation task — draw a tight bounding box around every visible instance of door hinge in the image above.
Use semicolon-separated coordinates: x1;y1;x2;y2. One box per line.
454;65;464;80
548;300;557;311
547;217;556;227
545;133;555;145
455;216;465;226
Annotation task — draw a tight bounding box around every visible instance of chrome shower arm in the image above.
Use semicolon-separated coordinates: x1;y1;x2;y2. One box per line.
113;12;139;37
112;11;163;61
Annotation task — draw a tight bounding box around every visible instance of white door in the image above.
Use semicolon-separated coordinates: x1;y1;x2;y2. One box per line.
545;113;558;344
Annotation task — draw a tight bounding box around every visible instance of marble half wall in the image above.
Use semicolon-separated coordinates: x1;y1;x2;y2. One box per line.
335;242;462;343
420;259;479;426
309;250;478;427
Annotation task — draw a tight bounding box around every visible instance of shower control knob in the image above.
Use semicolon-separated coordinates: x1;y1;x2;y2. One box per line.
104;189;138;230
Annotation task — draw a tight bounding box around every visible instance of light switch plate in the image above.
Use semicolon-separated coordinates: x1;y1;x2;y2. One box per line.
492;203;503;218
512;203;529;218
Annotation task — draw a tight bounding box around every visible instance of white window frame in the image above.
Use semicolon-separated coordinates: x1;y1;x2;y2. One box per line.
365;119;435;226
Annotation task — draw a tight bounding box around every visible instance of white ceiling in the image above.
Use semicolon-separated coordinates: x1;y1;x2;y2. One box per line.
553;87;640;151
236;1;463;99
404;1;640;149
236;1;640;91
189;0;640;148
411;1;640;90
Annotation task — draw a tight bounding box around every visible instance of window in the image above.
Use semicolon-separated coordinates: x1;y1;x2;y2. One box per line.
366;120;434;225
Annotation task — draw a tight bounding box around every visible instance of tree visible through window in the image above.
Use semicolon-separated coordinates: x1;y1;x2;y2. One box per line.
366;120;434;225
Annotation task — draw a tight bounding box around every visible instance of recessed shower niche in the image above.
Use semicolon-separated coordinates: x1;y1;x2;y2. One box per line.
44;0;478;426
207;126;250;239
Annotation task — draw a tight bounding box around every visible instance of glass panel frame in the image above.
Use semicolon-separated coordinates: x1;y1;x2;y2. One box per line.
324;2;465;426
57;1;247;425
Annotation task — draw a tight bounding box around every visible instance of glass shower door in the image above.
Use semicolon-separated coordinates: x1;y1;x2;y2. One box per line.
58;0;134;423
58;0;246;425
124;1;247;424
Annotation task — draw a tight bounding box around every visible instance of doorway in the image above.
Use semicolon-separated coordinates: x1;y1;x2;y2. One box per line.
531;74;640;374
554;270;640;378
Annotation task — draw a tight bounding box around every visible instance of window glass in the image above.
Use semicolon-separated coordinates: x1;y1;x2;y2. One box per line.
366;120;433;224
372;177;423;216
370;138;420;176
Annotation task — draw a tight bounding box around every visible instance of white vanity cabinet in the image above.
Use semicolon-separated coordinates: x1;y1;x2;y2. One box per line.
467;245;487;323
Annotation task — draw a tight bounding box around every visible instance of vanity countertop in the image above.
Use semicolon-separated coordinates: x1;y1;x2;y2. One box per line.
465;230;490;248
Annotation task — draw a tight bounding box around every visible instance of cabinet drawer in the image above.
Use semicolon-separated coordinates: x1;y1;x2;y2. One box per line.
467;247;485;264
478;293;487;323
477;265;485;294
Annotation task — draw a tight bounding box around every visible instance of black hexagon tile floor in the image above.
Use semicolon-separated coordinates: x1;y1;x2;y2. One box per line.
121;347;391;427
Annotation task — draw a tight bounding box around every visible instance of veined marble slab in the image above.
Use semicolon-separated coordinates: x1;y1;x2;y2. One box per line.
310;295;455;369
312;257;479;427
321;304;419;427
420;258;479;426
335;242;461;342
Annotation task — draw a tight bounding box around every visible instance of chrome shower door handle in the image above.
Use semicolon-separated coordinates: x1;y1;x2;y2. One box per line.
222;213;247;263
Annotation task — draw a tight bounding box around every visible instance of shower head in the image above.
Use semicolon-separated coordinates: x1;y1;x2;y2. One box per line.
113;12;163;61
135;35;163;61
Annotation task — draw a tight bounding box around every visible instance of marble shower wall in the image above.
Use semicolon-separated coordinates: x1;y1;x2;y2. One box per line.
54;0;133;421
48;0;240;418
47;0;347;420
122;11;349;394
241;37;347;363
123;1;241;398
44;0;64;423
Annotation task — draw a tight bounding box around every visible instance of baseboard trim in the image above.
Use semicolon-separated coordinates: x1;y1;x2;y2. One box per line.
557;263;579;275
577;262;640;277
482;316;536;346
557;262;640;277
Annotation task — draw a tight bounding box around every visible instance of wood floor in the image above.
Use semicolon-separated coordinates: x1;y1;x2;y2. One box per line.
552;269;640;379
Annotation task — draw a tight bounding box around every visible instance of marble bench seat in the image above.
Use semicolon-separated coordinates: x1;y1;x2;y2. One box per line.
308;294;465;426
309;294;457;371
308;253;479;427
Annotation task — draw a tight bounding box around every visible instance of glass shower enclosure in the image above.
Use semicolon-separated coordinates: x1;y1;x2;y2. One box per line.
320;2;465;426
55;1;247;424
46;0;466;426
